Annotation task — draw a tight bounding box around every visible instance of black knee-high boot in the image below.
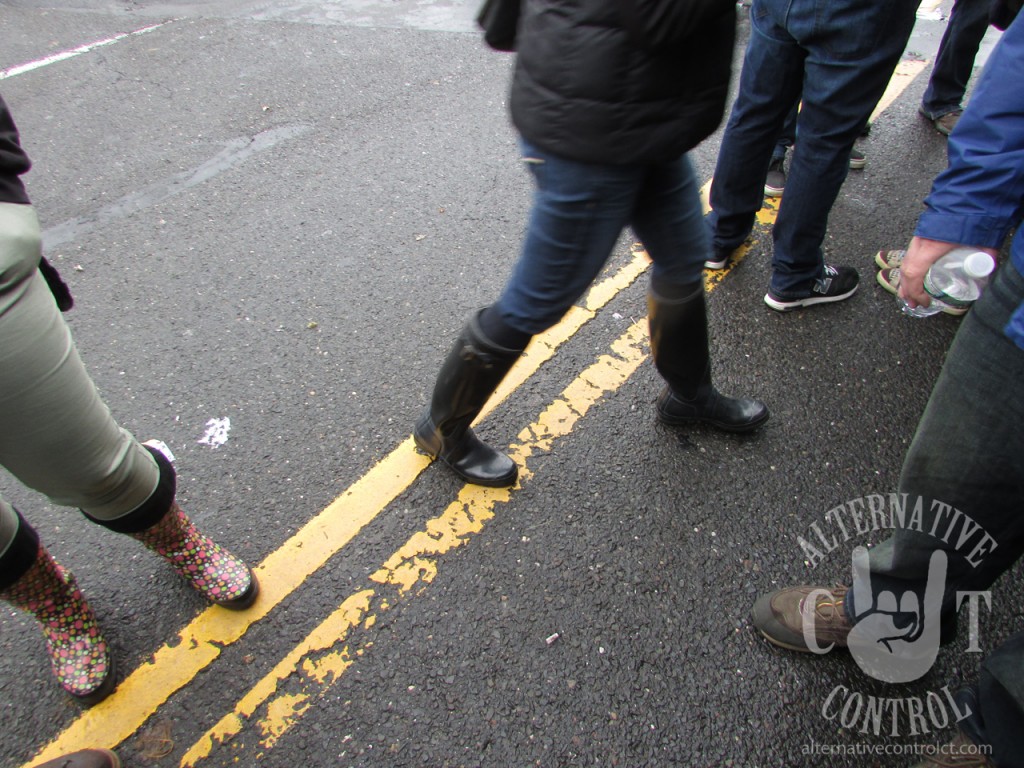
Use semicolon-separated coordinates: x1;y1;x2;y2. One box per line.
414;310;526;487
648;283;769;432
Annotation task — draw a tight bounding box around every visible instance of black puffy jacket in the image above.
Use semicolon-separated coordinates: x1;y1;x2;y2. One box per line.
510;0;736;165
0;96;31;205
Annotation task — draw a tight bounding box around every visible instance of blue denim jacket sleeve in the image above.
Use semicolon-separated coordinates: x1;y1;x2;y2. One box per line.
914;12;1024;348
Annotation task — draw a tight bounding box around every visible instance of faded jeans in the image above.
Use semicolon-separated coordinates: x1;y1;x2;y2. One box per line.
494;138;709;335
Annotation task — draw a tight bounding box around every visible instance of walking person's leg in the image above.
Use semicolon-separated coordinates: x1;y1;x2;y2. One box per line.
920;0;992;134
764;0;920;309
414;139;639;486
707;0;805;266
633;155;769;432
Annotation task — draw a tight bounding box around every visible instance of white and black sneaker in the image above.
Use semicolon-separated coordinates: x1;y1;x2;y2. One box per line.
763;264;859;312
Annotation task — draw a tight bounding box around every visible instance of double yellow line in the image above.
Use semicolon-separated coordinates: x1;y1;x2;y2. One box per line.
24;58;926;768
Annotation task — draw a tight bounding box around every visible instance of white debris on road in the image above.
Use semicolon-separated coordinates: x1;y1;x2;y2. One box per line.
198;417;231;448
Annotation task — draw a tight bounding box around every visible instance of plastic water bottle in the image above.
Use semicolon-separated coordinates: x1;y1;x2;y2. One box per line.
901;248;997;318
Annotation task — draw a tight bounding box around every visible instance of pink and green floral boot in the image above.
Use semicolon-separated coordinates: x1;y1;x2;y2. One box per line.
0;544;115;705
130;503;258;610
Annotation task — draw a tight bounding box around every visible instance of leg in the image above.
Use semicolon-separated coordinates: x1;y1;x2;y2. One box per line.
920;0;992;120
0;500;114;704
773;101;799;163
957;631;1024;765
416;139;639;486
633;156;769;432
767;0;919;300
752;259;1024;654
707;0;806;255
0;205;159;516
494;139;640;335
0;203;257;702
858;259;1024;631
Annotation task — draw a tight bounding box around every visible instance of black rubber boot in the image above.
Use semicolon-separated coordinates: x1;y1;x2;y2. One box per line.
414;310;525;487
648;283;769;433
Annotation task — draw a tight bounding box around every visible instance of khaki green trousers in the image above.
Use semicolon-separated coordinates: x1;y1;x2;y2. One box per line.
0;202;158;557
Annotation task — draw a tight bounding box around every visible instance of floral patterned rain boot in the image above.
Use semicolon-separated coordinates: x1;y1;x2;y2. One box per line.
130;502;258;610
0;543;115;705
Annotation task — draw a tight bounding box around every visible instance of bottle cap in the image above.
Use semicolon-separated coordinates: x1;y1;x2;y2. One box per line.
963;251;996;279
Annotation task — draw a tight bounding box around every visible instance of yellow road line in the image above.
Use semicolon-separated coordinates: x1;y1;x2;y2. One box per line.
872;59;929;122
24;248;650;767
183;320;653;766
25;54;928;767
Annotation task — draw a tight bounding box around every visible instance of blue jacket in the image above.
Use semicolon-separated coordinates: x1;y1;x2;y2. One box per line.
914;10;1024;349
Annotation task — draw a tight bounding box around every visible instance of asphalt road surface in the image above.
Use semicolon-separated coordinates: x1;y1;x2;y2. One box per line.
0;1;1015;767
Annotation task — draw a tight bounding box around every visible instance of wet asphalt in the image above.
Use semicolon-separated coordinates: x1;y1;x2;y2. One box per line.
0;2;1016;767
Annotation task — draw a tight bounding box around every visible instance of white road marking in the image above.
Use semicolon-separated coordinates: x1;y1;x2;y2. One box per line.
0;21;174;80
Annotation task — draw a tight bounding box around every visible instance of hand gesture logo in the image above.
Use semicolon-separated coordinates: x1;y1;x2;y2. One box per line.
845;546;947;683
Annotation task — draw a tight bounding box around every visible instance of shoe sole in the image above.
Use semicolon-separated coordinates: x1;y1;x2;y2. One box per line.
874;250;903;269
657;408;770;433
413;422;518;488
848;157;866;170
763;284;858;312
756;627;826;653
763;185;784;198
704;258;729;270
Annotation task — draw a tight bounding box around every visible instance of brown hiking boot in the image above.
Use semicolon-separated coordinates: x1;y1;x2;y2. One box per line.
910;730;994;767
751;584;853;652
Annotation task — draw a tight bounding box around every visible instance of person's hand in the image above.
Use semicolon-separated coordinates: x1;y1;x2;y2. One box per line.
846;546;946;683
898;237;998;309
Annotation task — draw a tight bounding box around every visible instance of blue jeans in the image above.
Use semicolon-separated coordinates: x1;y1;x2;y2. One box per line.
851;260;1024;762
707;0;920;297
494;138;708;335
772;101;799;163
920;0;992;119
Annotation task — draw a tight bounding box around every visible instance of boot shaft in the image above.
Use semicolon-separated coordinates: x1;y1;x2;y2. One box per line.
429;309;525;437
647;283;712;401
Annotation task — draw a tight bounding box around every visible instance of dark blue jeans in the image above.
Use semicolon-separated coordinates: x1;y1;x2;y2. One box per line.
494;138;708;335
920;0;992;119
771;102;799;163
707;0;920;297
854;259;1024;762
